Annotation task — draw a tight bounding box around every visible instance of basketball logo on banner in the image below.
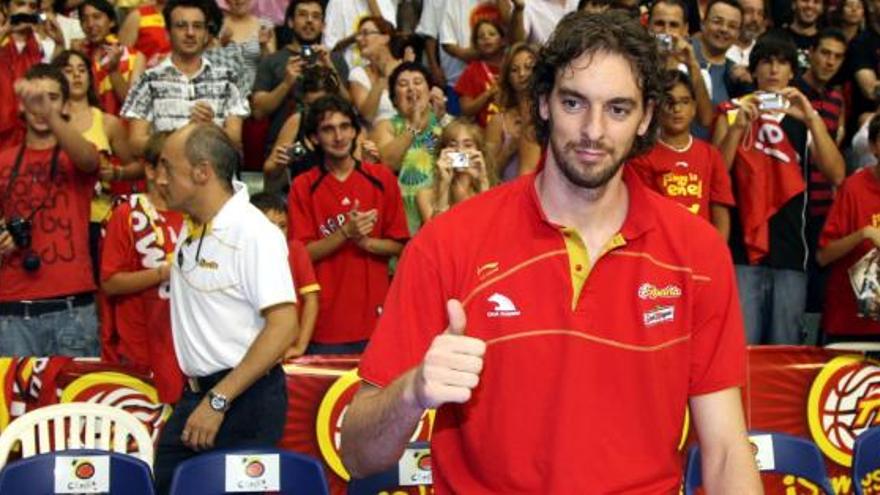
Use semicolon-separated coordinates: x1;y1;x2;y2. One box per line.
807;355;880;466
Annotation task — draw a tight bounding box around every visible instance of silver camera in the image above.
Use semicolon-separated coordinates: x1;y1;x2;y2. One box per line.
449;152;470;170
756;92;788;111
654;33;674;52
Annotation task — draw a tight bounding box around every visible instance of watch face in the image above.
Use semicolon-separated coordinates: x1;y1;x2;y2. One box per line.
210;394;227;411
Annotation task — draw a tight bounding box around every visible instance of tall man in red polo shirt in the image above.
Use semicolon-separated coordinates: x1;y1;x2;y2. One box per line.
340;10;762;493
288;95;408;355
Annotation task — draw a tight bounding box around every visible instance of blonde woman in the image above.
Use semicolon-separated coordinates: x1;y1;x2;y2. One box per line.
416;118;493;222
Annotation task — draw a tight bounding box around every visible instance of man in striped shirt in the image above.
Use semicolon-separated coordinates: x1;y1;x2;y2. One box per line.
795;27;848;316
121;0;249;157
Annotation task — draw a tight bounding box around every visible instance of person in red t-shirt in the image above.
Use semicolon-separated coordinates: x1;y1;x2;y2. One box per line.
340;11;760;493
817;115;880;341
101;132;185;403
454;19;505;127
250;192;321;359
629;70;734;239
288;95;409;355
0;63;100;356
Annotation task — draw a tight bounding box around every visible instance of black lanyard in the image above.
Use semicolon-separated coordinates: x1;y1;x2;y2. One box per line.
1;143;62;222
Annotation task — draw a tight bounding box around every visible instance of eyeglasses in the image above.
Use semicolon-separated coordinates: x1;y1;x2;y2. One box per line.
171;21;208;31
355;30;382;39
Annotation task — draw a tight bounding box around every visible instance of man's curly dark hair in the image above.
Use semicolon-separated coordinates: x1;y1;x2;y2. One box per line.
530;9;665;158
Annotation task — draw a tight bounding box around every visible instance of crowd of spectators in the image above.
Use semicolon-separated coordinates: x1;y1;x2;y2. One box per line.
2;0;880;391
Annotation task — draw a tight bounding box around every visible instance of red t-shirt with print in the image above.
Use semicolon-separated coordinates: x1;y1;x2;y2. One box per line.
628;137;734;221
0;145;96;301
101;196;185;402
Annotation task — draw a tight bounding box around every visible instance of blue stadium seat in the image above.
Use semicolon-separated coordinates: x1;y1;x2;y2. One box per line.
0;448;154;495
853;426;880;495
683;431;834;494
168;448;328;495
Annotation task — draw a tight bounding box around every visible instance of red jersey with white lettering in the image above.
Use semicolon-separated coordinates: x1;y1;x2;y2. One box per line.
820;167;880;336
101;195;184;402
628;136;734;221
288;162;409;343
0;145;96;301
288;239;319;296
359;168;746;493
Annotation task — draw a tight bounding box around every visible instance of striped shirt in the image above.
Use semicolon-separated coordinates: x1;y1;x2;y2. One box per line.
796;76;844;218
121;56;250;132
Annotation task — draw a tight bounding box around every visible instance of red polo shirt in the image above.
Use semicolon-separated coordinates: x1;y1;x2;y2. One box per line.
359;168;746;493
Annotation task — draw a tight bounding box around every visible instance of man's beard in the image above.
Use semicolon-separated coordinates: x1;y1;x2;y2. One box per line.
740;23;763;42
550;135;624;190
295;31;321;46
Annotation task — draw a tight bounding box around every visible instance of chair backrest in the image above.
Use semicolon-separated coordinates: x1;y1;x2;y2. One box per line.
683;431;834;495
348;442;432;495
853;426;880;495
0;402;154;470
168;448;329;495
0;448;153;494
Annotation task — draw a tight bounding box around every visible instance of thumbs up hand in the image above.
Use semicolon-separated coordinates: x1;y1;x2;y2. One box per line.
405;300;486;410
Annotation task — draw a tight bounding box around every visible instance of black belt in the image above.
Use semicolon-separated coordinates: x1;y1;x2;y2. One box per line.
0;293;95;318
186;368;232;394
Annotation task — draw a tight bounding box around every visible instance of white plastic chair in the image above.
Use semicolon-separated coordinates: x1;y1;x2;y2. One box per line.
0;402;154;470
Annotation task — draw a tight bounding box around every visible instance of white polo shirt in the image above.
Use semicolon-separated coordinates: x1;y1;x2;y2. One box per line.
170;182;296;377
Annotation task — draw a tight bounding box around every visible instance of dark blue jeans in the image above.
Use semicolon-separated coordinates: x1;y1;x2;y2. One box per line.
154;365;288;494
735;265;807;345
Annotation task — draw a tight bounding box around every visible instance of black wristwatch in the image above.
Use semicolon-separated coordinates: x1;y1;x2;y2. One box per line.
207;390;230;412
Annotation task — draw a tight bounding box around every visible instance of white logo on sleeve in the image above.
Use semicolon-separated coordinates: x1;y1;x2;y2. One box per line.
487;293;521;317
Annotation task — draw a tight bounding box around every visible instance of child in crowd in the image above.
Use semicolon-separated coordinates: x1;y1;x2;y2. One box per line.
628;70;734;239
416;118;493;222
250;192;320;358
455;19;506;127
100;132;184;402
817;115;880;341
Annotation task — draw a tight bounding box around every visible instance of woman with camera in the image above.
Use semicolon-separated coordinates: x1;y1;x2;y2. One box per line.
371;62;448;234
415;118;493;223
